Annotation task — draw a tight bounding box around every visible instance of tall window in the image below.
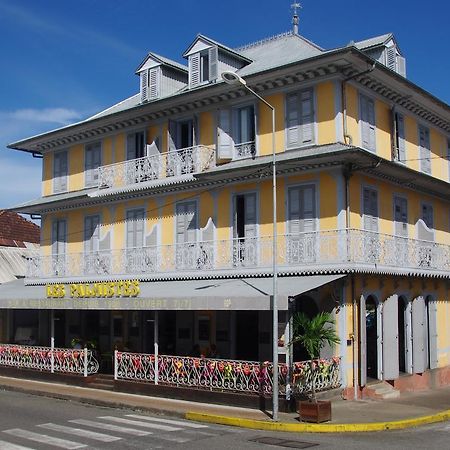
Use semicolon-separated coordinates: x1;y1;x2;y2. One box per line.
52;219;67;275
287;185;317;234
419;125;431;174
85;142;101;187
176;201;198;244
84;215;100;253
360;94;376;152
394;113;405;162
189;46;218;88
393;196;408;237
236;105;255;145
53;150;68;193
126;209;145;248
421;203;434;229
126;131;146;160
363;187;378;232
286;88;315;148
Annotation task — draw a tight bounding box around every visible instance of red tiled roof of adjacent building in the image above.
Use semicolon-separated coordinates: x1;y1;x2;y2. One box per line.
0;210;40;247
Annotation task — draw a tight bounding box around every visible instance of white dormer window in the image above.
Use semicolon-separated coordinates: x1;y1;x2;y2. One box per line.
385;46;406;77
140;67;160;102
189;46;218;88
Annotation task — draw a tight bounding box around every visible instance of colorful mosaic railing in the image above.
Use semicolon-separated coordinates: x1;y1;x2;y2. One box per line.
291;357;341;395
0;344;99;376
114;352;341;396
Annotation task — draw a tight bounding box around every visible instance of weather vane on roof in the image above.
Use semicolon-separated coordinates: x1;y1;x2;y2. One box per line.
291;2;302;35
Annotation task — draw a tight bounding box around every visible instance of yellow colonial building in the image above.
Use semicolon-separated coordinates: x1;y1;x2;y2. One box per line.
3;27;450;399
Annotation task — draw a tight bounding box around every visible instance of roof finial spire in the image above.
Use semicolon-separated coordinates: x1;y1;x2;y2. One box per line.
291;2;301;35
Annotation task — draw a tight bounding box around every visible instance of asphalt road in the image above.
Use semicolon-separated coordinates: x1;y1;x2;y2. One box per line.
0;389;448;449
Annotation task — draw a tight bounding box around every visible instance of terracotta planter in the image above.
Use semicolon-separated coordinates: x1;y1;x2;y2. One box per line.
297;399;331;423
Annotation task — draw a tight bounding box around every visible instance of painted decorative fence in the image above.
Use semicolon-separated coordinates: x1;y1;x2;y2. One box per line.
0;344;99;376
114;352;341;396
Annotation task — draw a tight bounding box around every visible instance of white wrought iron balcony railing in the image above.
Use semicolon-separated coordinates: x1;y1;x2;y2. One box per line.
97;145;215;190
26;229;450;280
234;140;256;159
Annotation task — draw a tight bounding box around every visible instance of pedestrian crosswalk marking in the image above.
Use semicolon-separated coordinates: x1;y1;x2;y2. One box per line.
125;414;209;429
69;419;151;436
0;440;35;450
3;429;85;449
98;416;181;432
38;423;121;442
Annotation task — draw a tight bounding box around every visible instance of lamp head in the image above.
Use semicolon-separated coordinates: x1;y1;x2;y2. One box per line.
221;71;246;86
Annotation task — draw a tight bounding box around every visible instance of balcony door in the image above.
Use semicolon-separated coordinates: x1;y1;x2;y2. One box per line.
232;193;257;267
362;187;379;262
287;184;317;263
51;219;67;276
84;215;102;275
126;209;146;272
176;201;198;269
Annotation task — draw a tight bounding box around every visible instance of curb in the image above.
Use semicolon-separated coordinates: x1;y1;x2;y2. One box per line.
185;410;450;433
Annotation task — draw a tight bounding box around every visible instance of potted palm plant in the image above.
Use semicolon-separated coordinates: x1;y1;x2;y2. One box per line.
290;311;340;423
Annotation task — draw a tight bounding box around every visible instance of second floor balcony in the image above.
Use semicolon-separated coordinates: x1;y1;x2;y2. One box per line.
26;229;450;282
98;145;215;190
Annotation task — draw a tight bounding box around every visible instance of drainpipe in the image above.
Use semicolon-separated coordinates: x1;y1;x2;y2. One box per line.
341;63;376;146
391;104;397;161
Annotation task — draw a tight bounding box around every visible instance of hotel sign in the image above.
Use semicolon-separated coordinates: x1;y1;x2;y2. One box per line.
46;280;140;299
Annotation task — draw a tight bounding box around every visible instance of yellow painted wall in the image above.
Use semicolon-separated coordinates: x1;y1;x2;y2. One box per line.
404;115;420;171
68;144;84;191
317;82;336;145
115;133;125;162
103;137;112;166
42;153;52;196
199;112;214;147
345;84;359;147
430;129;444;180
259;93;284;155
375;100;391;160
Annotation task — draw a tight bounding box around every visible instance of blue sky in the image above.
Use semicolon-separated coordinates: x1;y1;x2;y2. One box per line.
0;0;448;209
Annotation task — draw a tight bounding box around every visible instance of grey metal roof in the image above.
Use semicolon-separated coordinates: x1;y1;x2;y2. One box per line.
237;32;323;77
0;274;344;310
87;94;141;121
183;34;252;62
135;51;188;74
0;246;37;284
353;33;393;50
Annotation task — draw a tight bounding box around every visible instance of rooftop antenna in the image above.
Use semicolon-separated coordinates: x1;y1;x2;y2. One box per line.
291;2;301;35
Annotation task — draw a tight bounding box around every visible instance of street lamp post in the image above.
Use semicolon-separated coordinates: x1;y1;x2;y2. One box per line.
221;71;279;421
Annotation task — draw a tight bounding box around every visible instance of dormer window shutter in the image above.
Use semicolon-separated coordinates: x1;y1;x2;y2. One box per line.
386;47;396;71
208;46;218;81
189;53;201;88
140;70;148;102
148;67;159;100
397;56;406;77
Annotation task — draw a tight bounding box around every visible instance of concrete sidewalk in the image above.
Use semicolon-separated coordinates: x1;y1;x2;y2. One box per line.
1;375;449;432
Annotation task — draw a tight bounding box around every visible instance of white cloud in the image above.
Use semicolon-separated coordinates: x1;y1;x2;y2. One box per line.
7;108;82;125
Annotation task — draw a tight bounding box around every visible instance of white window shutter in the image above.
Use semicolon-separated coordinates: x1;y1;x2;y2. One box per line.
189;53;201;88
419;126;431;174
300;89;314;145
217;109;233;159
244;194;257;238
360;95;376;152
176;202;197;243
140;70;148;102
148;68;159;100
396;114;406;162
397;56;406;77
301;185;316;232
84;215;100;253
288;187;301;234
363;187;378;232
412;296;426;373
394;196;408;237
382;294;399;380
286;93;299;148
168;120;177;151
54;151;68;192
386;47;396;71
208;46;218;81
127;134;136;160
